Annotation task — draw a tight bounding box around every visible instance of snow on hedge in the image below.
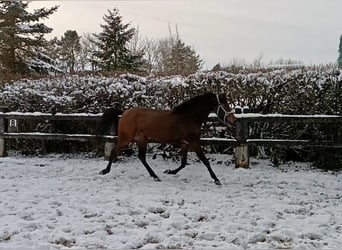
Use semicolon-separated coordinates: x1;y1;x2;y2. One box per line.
0;68;341;114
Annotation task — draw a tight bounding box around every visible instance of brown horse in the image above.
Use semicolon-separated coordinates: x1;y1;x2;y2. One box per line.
99;92;236;185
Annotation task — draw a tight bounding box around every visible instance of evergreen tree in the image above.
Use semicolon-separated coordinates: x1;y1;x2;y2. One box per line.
169;39;202;75
156;37;202;75
338;35;342;68
58;30;81;73
44;37;60;63
93;8;144;72
27;50;62;74
0;1;58;73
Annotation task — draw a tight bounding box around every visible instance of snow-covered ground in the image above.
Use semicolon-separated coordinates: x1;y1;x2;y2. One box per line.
0;153;341;249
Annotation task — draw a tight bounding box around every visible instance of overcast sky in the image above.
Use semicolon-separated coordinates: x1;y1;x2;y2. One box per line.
30;0;341;69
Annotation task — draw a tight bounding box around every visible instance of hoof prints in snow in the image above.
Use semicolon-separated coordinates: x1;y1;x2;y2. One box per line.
0;154;341;249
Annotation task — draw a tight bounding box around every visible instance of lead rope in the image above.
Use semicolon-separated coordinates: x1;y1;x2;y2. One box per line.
215;94;230;124
216;95;233;184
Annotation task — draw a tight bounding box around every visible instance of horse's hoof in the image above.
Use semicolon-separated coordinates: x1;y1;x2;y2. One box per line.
214;180;222;186
164;169;176;175
154;177;162;182
99;169;108;175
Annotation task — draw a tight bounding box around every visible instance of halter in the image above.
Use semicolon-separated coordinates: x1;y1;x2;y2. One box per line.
216;94;231;124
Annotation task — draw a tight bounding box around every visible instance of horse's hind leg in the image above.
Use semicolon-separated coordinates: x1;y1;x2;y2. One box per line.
164;145;188;175
99;146;117;175
135;135;161;182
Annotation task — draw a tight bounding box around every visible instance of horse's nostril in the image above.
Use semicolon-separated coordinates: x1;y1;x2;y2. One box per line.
227;113;237;125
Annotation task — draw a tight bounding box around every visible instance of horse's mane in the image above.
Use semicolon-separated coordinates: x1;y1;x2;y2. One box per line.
172;92;215;115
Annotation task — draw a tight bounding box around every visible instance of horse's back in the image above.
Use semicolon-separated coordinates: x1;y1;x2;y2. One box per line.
121;107;169;122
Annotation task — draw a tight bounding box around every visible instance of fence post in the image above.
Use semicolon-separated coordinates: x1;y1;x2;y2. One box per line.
336;124;342;143
104;123;116;161
234;106;250;168
0;117;5;157
235;119;250;168
8;118;19;155
0;107;8;157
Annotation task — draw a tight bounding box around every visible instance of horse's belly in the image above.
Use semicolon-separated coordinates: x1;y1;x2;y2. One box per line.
141;119;185;143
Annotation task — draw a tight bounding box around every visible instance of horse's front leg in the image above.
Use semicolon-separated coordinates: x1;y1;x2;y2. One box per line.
193;142;222;185
164;145;188;175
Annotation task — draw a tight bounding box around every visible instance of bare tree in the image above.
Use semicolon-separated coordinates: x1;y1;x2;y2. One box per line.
58;30;81;73
148;26;202;76
78;33;99;71
141;38;157;74
252;53;264;70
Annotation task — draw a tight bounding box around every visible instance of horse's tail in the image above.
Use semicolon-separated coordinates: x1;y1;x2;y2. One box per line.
97;108;123;135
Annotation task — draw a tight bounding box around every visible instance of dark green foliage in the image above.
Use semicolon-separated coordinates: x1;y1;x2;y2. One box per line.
153;36;203;76
170;40;202;75
92;8;144;72
0;1;58;73
162;39;202;75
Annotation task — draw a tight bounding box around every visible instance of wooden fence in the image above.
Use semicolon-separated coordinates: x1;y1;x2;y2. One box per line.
0;112;341;168
234;114;342;167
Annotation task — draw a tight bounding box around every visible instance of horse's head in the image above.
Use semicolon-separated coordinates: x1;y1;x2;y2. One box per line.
215;94;236;125
173;92;236;125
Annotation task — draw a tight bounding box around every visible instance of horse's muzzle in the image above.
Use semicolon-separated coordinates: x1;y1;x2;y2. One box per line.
226;112;237;125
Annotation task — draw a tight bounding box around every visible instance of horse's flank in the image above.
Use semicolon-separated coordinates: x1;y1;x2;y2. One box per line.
118;107;199;145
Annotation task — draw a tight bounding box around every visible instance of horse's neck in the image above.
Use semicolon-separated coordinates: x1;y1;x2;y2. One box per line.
191;109;211;124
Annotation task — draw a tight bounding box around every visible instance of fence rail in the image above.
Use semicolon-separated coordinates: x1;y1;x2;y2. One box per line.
235;113;342;123
233;113;342;167
1;112;341;168
0;112;102;121
0;132;116;141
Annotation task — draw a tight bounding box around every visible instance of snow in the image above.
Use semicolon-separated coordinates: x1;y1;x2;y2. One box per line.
17;24;32;32
235;114;342;119
201;137;236;142
1;153;341;249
